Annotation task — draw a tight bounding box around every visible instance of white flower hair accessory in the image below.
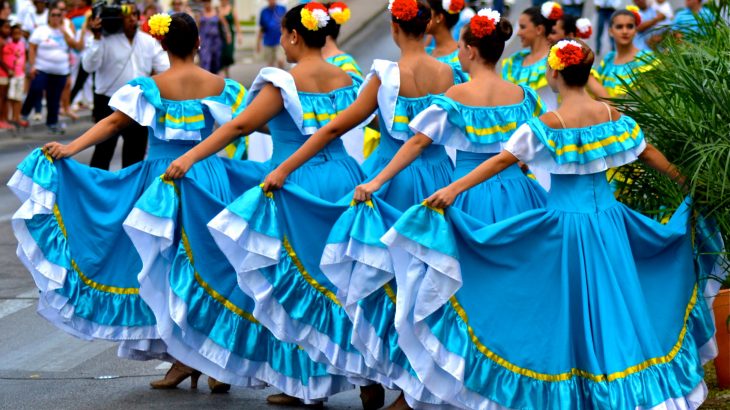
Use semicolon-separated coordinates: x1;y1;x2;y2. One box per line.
540;1;563;20
575;17;592;39
470;8;501;38
477;8;501;23
300;2;330;31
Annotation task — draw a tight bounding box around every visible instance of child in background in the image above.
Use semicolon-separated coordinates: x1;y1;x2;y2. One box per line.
5;25;27;127
0;19;12;129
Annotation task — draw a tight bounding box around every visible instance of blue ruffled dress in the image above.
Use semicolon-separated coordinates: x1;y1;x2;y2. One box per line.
122;68;364;399
7;76;248;360
319;85;549;407
383;116;724;409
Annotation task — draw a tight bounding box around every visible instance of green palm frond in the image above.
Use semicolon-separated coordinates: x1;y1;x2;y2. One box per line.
611;3;730;286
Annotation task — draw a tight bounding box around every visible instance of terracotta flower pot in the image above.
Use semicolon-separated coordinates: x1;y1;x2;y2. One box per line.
714;289;730;389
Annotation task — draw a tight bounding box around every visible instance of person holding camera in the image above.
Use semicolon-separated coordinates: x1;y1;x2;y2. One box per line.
82;2;169;170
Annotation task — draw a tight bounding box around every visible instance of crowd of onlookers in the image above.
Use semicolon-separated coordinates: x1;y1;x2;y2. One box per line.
1;0;247;135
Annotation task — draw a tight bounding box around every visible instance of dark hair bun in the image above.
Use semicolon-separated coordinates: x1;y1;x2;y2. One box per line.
462;14;512;65
392;1;432;37
282;4;329;48
160;13;198;58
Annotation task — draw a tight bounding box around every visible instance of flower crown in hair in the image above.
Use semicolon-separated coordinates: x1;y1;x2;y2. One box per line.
575;17;592;39
540;1;563;21
442;0;465;15
144;13;171;40
388;0;419;21
625;5;642;25
301;2;330;31
470;8;500;38
548;39;584;71
328;2;351;25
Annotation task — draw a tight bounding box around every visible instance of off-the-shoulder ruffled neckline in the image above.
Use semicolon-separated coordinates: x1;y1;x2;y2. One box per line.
534;115;627;131
146;77;235;103
443;86;531;110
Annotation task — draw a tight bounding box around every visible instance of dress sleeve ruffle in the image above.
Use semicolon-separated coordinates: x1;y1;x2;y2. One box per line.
505;116;647;174
363;59;400;137
247;67;307;133
201;78;248;125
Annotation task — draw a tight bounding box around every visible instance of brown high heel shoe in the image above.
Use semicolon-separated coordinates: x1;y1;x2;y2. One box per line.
266;393;324;408
150;361;202;389
384;392;412;410
360;384;385;410
207;376;231;394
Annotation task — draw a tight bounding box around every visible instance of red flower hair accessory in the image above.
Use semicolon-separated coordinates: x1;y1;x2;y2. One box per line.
328;2;351;25
301;2;330;31
540;1;563;21
575;17;592;39
547;39;584;71
442;0;465;15
625;5;642;25
470;8;501;38
388;0;419;21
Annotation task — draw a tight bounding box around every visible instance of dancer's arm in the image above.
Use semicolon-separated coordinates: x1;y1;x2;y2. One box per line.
586;75;609;100
426;150;518;208
43;111;133;159
261;79;380;191
352;133;433;202
639;143;686;186
165;84;283;179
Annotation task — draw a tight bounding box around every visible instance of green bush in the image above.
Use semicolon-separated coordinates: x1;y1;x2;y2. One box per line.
613;2;730;287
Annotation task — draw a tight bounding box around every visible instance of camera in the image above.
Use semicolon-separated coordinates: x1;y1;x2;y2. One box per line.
91;0;136;36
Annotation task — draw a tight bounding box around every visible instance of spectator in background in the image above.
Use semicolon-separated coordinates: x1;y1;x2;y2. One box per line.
55;0;80;121
0;19;12;129
5;24;26;126
257;0;285;68
634;0;663;50
168;0;192;15
219;0;241;77
82;5;168;169
653;0;673;22
21;0;49;36
68;0;93;109
562;0;584;17
21;3;83;134
0;1;12;21
197;0;228;74
672;0;714;36
595;0;620;55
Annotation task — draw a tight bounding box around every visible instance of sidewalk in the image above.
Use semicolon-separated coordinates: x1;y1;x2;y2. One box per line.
0;1;386;152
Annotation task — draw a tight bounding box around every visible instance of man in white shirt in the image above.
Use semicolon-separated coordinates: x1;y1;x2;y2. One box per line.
82;5;169;170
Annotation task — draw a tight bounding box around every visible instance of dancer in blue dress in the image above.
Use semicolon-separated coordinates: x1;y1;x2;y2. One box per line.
424;0;465;72
307;9;548;409
159;3;372;407
385;39;722;409
6;12;269;389
208;1;462;408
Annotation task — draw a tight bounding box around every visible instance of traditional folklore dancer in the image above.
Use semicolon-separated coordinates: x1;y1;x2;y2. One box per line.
384;38;720;409
424;0;464;71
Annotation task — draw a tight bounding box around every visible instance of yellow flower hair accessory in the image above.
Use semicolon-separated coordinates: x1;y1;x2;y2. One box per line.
301;2;330;31
547;39;584;71
148;13;172;40
328;2;351;25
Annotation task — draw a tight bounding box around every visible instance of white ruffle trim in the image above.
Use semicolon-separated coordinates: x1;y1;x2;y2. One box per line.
381;228;461;322
363;60;400;137
208;209;385;384
320;240;393;309
125;206;354;399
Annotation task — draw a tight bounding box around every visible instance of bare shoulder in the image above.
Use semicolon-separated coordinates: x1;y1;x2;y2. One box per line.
538;112;561;129
444;83;470;100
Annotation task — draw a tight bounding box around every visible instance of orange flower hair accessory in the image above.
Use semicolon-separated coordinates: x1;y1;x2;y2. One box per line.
388;0;419;21
470;8;501;38
301;2;330;31
540;1;563;21
442;0;465;15
575;17;592;39
144;13;172;40
328;2;351;25
625;5;642;25
547;39;584;71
